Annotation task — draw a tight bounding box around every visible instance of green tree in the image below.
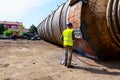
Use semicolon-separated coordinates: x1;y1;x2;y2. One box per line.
0;24;5;35
29;24;38;34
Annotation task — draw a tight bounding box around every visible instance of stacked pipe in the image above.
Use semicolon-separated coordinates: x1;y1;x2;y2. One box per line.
37;0;120;60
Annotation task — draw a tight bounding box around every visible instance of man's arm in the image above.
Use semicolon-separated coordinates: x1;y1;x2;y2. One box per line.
60;35;63;41
72;31;75;40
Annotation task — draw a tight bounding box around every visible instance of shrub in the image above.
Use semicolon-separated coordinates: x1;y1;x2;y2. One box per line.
3;30;23;37
3;30;14;37
18;31;23;36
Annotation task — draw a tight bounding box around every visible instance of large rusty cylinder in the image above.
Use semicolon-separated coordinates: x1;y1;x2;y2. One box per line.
81;0;120;59
38;1;70;45
37;0;120;60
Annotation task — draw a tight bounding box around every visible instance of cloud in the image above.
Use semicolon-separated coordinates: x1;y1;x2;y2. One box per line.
0;0;49;20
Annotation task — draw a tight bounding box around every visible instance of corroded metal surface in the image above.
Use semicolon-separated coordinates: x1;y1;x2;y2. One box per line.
43;18;48;40
47;12;58;43
81;0;120;59
52;5;64;45
37;0;120;60
38;1;70;45
60;1;70;32
107;0;120;46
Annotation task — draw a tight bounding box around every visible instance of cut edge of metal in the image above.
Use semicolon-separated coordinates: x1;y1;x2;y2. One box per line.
106;0;120;47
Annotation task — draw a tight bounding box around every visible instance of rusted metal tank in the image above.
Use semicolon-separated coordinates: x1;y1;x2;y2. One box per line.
38;1;70;45
79;0;120;59
37;0;120;60
51;5;64;45
47;12;57;43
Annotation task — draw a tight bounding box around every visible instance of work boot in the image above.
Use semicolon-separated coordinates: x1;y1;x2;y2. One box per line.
60;59;64;65
67;63;74;68
64;61;67;66
67;65;74;68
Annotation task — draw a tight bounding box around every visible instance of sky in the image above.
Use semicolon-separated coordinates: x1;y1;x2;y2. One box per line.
0;0;67;28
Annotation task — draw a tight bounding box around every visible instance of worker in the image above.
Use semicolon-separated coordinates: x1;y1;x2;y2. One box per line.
13;31;18;40
61;22;75;68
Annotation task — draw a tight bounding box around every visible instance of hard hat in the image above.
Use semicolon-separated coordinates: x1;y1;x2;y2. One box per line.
67;22;73;27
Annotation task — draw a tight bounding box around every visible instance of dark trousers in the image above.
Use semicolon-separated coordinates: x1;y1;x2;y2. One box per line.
64;46;73;66
13;35;17;40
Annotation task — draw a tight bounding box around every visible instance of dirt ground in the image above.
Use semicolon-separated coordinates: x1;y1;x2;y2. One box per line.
0;40;120;80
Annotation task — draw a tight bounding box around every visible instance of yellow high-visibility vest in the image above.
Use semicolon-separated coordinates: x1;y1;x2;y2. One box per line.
63;28;73;46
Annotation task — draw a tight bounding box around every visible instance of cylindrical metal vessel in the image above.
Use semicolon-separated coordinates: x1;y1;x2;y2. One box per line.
47;12;57;43
37;0;120;60
38;1;70;45
51;5;64;45
79;0;120;59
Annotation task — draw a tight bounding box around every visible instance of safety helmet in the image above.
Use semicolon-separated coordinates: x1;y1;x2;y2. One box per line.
67;22;73;27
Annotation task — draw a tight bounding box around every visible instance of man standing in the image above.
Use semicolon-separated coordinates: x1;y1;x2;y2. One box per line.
13;31;18;40
61;22;75;68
